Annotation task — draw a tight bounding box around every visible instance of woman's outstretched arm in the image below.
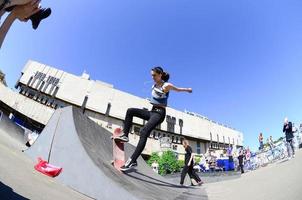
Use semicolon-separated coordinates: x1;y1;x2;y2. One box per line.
163;83;192;93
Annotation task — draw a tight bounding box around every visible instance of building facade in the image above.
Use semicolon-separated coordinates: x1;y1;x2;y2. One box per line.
0;60;244;158
0;70;7;86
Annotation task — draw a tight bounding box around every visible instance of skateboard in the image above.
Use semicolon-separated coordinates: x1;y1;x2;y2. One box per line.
111;128;125;171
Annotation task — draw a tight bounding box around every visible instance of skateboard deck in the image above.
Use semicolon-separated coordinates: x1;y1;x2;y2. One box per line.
111;128;125;171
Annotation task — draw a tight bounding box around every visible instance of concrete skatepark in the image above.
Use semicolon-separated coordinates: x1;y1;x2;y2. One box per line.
0;107;302;200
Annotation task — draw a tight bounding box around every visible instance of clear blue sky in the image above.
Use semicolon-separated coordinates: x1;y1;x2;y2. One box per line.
1;0;302;151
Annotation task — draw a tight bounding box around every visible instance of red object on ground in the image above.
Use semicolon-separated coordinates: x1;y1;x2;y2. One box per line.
34;157;63;177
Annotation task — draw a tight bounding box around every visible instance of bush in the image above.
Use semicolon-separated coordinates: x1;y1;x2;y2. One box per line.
194;156;201;164
147;150;182;175
178;160;185;168
147;152;160;166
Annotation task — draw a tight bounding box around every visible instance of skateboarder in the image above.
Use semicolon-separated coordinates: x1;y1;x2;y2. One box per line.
180;139;203;186
114;66;192;171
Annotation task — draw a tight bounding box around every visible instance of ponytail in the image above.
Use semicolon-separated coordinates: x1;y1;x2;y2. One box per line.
162;71;170;82
152;66;170;82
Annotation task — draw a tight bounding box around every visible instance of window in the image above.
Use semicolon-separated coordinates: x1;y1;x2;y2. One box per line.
196;141;201;154
105;103;111;117
156;123;161;130
52;86;59;97
179;119;183;134
27;76;33;86
166;115;176;133
38;81;45;91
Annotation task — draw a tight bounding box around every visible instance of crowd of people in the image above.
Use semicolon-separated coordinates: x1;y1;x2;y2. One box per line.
258;117;300;159
190;117;301;176
0;0;51;48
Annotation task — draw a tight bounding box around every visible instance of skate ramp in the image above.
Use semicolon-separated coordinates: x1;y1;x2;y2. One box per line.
27;106;207;200
0;110;26;149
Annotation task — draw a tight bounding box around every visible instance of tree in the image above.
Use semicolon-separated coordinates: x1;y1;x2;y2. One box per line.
147;150;182;175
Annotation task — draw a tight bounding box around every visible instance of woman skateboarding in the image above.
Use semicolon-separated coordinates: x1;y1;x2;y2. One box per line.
180;139;203;186
114;66;192;171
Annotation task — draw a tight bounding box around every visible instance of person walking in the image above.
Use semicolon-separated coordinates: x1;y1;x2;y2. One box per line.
259;133;264;151
180;139;203;186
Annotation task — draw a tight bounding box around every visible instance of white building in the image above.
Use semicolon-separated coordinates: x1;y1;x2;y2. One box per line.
0;60;244;159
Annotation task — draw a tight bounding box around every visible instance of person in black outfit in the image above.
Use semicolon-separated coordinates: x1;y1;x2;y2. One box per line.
114;67;193;171
238;148;244;174
180;139;203;186
283;118;295;158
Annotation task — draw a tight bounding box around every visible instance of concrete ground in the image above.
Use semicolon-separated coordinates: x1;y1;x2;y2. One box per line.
204;150;302;200
0;131;301;200
0;135;91;200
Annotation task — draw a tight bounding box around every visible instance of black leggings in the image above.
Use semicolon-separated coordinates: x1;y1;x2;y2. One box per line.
180;163;201;185
123;107;166;162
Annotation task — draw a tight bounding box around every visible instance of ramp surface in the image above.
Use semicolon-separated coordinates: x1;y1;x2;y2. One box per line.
0;110;26;149
27;106;208;200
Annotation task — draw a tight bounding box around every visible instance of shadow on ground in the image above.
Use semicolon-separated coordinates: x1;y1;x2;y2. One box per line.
0;182;29;200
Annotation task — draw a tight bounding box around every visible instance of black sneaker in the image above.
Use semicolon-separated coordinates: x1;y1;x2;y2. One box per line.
30;8;52;30
114;135;129;143
120;158;137;172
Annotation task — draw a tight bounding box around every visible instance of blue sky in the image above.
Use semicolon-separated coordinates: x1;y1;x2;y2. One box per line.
1;0;302;151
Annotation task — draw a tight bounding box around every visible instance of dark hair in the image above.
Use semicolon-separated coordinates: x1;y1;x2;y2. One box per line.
152;66;170;82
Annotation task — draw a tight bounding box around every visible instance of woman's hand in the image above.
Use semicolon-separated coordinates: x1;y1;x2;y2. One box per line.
11;0;40;21
187;88;193;93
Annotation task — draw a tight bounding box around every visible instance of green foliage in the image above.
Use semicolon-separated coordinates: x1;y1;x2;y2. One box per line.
178;160;185;168
147;152;160;166
147;150;182;175
194;156;201;164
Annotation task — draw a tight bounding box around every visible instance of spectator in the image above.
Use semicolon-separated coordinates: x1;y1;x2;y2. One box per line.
268;136;275;159
245;146;251;170
283;118;295;159
259;133;264;151
227;145;233;162
238;148;244;174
